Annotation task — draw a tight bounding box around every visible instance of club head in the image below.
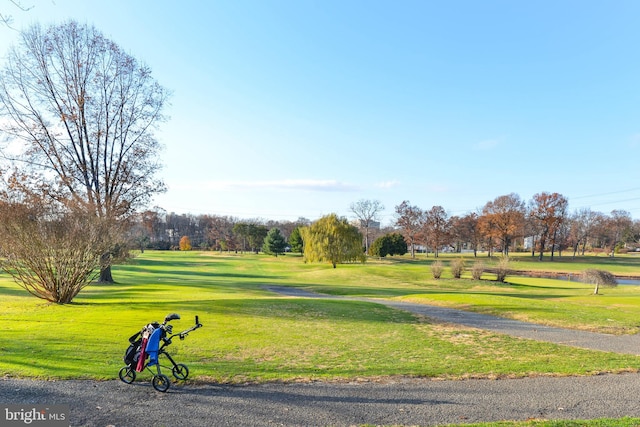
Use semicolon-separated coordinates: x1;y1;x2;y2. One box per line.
164;313;181;323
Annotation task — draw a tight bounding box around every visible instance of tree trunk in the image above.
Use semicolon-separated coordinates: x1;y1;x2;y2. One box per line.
98;252;115;283
538;236;546;261
531;236;536;257
99;264;114;283
364;228;370;254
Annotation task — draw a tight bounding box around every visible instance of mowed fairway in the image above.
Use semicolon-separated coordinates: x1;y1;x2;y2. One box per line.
2;251;640;383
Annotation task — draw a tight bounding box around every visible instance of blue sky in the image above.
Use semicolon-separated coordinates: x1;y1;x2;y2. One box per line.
2;0;640;225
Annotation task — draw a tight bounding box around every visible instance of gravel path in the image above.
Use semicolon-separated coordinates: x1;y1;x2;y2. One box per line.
264;285;640;355
3;286;640;427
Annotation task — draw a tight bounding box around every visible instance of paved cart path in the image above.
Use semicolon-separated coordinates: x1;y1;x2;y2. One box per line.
3;373;640;426
264;285;640;355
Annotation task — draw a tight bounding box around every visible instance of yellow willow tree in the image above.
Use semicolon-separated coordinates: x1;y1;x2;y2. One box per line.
301;214;365;268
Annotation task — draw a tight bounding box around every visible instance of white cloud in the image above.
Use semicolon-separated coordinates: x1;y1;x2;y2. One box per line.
198;179;360;192
375;180;400;189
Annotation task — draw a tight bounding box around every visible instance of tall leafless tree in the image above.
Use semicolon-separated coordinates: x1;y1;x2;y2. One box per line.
451;212;481;256
568;208;600;256
0;20;170;283
423;205;451;257
350;199;384;253
606;210;633;257
394;200;425;258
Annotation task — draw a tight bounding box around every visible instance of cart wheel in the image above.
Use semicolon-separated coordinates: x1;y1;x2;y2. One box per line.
172;363;189;380
118;366;136;384
152;374;171;392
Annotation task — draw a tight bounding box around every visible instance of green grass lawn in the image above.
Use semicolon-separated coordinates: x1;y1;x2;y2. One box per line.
2;250;640;385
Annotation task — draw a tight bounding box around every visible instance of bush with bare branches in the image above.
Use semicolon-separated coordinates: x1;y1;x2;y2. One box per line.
471;261;485;280
0;201;117;303
495;256;512;283
450;258;465;279
582;269;618;295
431;260;444;279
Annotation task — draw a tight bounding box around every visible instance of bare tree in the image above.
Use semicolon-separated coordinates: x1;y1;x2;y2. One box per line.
350;199;384;253
0;1;32;29
452;212;481;256
0;20;170;283
423;205;451;257
606;210;633;257
568;208;600;256
201;214;238;252
394;200;425;258
528;192;568;261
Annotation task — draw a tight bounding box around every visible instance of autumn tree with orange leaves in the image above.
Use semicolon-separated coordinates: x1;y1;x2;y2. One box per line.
394;201;425;258
478;193;526;256
528;192;568;260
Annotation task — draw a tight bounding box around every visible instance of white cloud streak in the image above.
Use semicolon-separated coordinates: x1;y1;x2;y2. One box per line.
197;179;360;192
375;180;400;189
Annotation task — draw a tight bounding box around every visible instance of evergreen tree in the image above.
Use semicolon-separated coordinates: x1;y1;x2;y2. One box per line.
289;227;304;253
262;227;287;257
389;233;408;255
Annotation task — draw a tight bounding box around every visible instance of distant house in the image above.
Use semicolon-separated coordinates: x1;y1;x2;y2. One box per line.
350;220;381;230
360;220;380;229
524;236;534;250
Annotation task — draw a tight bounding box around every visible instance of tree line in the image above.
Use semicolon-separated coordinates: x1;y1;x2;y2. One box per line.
394;192;639;260
11;189;627;274
131;191;640;262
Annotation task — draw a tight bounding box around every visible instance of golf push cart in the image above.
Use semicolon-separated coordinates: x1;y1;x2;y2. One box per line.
118;313;202;392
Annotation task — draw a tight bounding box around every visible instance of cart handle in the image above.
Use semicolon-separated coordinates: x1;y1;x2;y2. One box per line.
169;315;203;340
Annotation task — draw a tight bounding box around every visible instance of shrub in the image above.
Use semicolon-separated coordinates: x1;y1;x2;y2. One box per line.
369;233;407;257
431;260;444;279
582;269;618;295
450;258;465;279
471;261;484;280
495;256;511;283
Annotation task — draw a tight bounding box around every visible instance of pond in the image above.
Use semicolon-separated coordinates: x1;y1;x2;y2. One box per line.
515;273;640;286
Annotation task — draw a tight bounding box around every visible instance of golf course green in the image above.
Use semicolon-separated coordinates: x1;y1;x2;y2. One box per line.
3;251;640;426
